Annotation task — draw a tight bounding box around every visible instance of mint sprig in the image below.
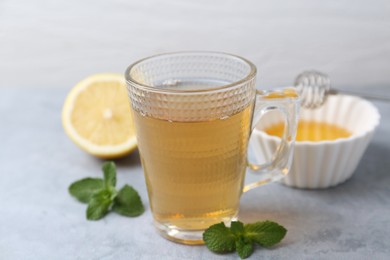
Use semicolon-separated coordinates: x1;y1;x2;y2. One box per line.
69;161;144;220
203;220;287;259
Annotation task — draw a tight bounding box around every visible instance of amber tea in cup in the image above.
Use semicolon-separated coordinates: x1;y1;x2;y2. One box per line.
133;105;253;231
125;52;300;244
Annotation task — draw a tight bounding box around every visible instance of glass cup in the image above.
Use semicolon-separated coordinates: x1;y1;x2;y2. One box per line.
125;51;299;244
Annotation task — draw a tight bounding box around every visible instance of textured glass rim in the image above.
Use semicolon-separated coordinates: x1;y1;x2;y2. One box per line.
125;51;257;93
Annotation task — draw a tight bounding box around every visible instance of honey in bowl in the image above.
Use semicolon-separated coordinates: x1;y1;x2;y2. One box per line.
265;120;351;141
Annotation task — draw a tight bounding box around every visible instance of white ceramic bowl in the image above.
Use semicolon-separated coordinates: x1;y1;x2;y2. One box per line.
251;94;381;189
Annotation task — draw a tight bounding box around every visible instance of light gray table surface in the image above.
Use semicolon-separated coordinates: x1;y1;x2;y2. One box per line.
0;87;389;260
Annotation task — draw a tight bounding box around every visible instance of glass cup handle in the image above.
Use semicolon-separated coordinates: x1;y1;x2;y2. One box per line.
243;88;300;193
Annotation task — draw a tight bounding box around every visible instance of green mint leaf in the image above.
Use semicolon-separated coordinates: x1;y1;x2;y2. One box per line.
102;161;116;188
235;236;254;259
244;220;287;247
230;221;245;236
69;178;104;203
203;222;236;253
112;185;144;217
86;189;113;220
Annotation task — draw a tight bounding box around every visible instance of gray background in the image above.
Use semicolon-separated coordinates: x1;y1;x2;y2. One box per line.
1;1;390;259
1;0;390;89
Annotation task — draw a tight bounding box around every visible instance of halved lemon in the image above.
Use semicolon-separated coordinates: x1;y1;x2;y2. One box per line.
62;73;137;159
